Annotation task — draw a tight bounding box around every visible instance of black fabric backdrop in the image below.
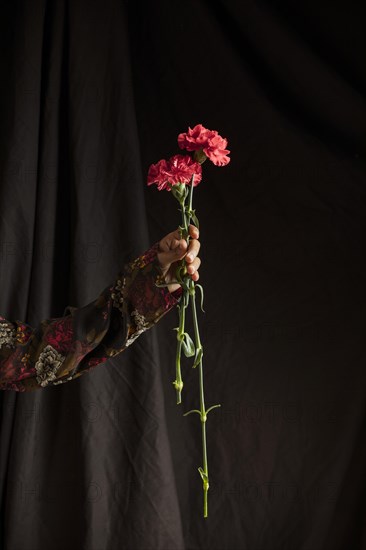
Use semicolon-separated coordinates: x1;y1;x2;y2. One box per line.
0;0;365;549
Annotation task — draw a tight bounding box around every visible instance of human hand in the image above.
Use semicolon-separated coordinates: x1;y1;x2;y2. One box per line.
156;224;201;293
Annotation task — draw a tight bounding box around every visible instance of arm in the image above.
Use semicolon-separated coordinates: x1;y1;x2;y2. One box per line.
0;240;183;392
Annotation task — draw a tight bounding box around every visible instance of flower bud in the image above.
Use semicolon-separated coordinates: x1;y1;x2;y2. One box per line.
171;182;186;201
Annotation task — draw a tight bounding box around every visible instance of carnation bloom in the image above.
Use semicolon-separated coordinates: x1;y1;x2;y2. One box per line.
178;123;230;167
147;154;202;191
147;159;171;191
202;134;230;167
177;124;215;151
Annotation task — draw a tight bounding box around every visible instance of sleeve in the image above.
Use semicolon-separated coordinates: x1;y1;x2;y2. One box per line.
0;241;183;392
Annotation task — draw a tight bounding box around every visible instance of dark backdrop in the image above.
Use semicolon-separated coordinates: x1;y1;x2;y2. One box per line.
0;1;365;549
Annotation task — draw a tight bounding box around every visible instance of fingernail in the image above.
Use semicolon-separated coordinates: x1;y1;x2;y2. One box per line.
187;253;193;261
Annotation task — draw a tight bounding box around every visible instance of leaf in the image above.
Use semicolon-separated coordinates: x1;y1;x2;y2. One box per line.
195;284;205;313
198;467;208;482
198;467;210;490
174;266;185;285
183;409;201;417
183;291;190;308
206;404;221;415
190;210;200;230
192;346;203;368
182;332;195;357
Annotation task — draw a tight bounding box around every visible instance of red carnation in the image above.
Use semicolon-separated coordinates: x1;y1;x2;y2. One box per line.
147;154;202;191
178;123;230;166
147;159;171;191
177;124;215;151
202;133;230;166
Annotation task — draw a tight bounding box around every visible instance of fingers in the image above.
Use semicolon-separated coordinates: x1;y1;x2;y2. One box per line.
185;225;200;266
185;235;200;263
158;225;199;257
172;224;199;245
189;224;199;239
185;256;201;281
171;225;199;257
156;224;201;283
184;227;201;281
159;230;185;254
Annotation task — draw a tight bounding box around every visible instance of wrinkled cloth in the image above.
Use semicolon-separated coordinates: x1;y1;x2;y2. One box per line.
0;241;183;392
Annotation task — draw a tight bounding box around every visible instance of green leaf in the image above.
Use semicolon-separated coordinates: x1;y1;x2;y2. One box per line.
195;284;205;313
174;265;185;285
182;332;195;357
206;404;221;415
183;291;190;307
198;467;210;490
183;409;201;417
190;211;200;230
198;467;208;482
192;346;203;368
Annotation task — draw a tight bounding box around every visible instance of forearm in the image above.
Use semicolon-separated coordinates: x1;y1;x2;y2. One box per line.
0;241;182;392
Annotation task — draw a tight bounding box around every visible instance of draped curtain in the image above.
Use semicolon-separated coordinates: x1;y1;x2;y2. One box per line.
0;1;365;549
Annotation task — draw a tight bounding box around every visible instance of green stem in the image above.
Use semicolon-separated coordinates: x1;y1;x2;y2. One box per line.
173;297;186;404
190;280;209;518
173;186;190;403
187;179;210;518
188;176;194;217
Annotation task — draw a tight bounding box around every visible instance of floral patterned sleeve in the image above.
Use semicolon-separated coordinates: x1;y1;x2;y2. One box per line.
0;241;183;392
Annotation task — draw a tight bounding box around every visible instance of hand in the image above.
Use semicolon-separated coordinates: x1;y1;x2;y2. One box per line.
156;224;201;293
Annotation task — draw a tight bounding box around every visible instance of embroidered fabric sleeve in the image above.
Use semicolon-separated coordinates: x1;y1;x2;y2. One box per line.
0;241;183;392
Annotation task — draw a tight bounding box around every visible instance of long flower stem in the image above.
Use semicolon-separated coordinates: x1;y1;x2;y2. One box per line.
190;182;208;517
190;282;209;517
175;176;221;517
173;298;185;404
173;187;190;403
183;181;207;517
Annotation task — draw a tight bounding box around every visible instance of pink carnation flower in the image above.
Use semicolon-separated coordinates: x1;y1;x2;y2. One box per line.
147;154;202;191
177;124;215;151
178;123;231;166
